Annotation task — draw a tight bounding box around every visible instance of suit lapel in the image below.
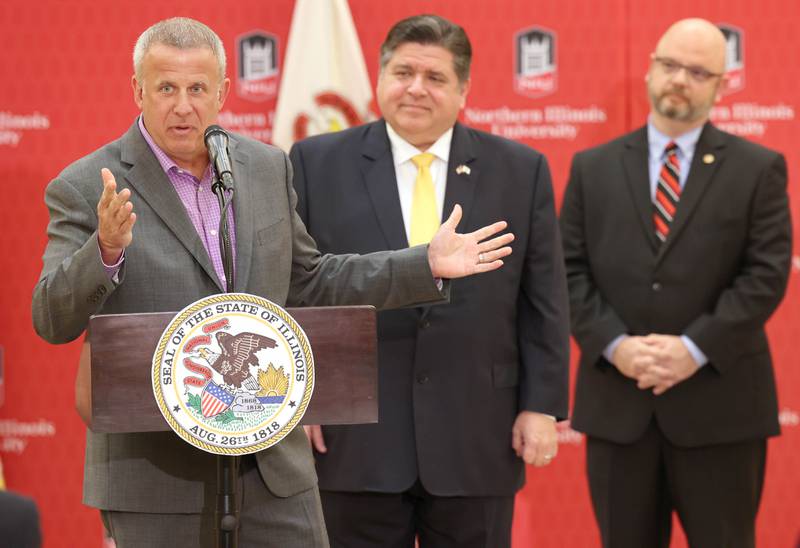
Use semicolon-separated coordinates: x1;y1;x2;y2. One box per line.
120;122;223;290
442;123;478;229
419;123;478;322
359;121;409;250
655;123;726;265
622;127;659;252
229;137;254;292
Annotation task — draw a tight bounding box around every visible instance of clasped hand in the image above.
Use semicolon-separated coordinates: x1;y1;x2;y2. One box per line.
611;334;699;395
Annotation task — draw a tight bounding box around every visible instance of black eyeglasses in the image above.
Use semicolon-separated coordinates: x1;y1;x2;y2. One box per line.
651;55;724;83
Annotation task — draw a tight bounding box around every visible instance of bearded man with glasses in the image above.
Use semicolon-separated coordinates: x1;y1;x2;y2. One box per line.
560;18;791;548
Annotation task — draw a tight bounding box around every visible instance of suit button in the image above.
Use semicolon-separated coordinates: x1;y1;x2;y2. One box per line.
416;374;429;385
652;282;662;291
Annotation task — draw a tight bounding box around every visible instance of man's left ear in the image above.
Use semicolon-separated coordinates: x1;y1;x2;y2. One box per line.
218;78;232;106
715;74;730;102
460;78;471;108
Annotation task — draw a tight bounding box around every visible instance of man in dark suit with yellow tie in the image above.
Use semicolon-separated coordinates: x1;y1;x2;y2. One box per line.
291;14;570;548
560;18;792;548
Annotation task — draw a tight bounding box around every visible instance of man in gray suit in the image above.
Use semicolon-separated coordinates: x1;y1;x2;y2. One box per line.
31;17;513;548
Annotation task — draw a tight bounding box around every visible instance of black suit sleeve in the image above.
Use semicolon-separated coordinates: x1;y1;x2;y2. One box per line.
518;154;571;417
560;152;629;364
684;153;792;371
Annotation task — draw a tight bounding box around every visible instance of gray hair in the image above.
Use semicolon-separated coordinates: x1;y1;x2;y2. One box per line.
379;15;472;83
133;17;226;81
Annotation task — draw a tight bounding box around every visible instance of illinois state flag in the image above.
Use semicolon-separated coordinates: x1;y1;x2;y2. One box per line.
272;0;373;151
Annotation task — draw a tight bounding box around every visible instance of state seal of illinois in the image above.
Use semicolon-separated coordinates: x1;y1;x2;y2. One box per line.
152;293;314;455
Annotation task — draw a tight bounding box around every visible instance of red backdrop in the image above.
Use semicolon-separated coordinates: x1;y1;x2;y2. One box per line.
0;1;797;546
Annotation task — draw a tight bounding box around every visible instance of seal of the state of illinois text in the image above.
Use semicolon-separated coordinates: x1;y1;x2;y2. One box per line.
152;293;313;455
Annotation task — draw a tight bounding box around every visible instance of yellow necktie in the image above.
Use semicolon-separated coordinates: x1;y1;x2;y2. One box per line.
409;153;439;246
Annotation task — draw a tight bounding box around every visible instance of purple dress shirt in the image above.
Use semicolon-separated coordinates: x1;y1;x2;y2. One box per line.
103;118;236;288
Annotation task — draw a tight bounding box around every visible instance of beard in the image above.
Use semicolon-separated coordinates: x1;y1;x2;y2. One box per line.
652;88;695;121
648;81;717;124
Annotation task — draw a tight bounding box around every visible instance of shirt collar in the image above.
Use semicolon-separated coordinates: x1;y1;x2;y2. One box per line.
647;117;703;161
385;121;453;166
138;115;213;181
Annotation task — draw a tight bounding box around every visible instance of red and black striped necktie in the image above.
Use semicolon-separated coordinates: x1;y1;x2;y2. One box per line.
653;141;680;243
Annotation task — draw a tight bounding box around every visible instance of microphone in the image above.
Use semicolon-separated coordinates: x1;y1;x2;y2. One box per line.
204;125;234;191
204;124;236;291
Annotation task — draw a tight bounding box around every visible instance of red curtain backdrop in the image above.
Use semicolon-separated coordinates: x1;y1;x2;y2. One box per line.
0;1;797;546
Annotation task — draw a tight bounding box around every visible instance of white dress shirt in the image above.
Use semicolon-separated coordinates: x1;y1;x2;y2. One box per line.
385;123;453;242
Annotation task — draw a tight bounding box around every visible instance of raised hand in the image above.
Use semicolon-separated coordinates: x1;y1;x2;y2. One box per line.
97;168;136;264
427;204;514;279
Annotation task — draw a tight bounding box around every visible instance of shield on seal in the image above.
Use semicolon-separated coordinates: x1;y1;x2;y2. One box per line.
152;293;314;455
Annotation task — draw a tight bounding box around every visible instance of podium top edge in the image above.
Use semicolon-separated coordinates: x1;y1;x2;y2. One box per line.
89;304;378;322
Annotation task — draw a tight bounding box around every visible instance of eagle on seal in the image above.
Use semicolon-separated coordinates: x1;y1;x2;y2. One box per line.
199;331;277;388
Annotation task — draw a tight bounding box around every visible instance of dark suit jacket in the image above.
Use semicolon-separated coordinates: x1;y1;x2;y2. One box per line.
0;491;41;548
31;120;447;513
561;123;792;447
290;120;570;497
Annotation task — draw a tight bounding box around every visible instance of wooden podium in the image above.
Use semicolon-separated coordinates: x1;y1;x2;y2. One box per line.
76;306;378;433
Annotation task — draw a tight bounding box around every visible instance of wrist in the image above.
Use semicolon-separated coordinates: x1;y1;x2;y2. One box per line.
426;245;438;277
100;243;123;266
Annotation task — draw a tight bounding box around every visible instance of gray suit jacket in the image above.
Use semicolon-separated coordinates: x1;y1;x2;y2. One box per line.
32;120;446;513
